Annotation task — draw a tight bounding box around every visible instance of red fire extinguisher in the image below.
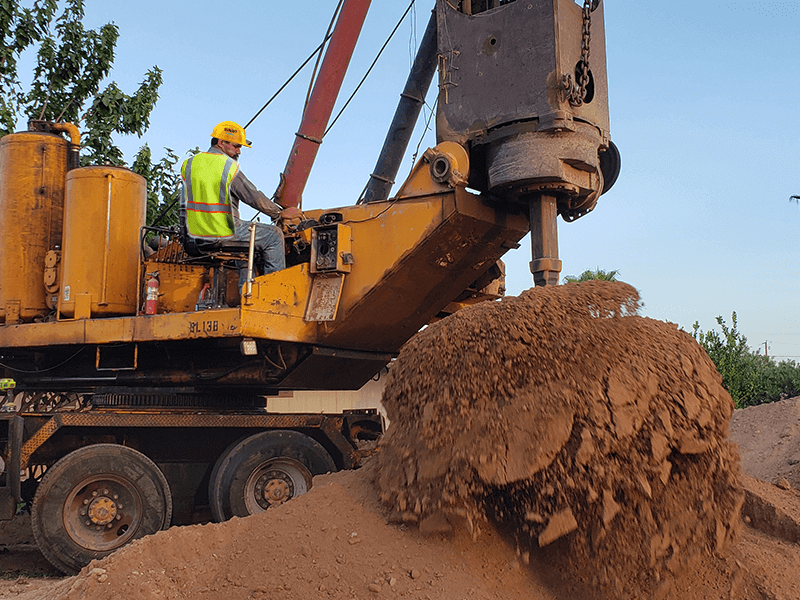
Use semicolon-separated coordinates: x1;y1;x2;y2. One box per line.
145;272;160;315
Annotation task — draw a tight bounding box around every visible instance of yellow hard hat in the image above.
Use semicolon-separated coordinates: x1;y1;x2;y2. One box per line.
211;121;252;147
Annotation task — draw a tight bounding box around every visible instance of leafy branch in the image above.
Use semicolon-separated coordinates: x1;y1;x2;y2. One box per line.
562;268;620;283
0;0;180;225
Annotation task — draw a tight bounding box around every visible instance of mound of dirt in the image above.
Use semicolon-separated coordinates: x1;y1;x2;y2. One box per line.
9;463;553;600
12;282;800;600
729;396;800;490
8;463;797;600
375;281;743;597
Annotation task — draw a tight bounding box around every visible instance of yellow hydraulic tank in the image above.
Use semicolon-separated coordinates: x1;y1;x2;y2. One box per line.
59;166;146;319
0;132;69;323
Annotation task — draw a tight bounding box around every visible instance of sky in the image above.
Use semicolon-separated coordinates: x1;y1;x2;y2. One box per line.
17;1;800;359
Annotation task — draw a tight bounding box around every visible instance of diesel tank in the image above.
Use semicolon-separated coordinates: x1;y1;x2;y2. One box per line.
59;166;146;319
0;130;69;323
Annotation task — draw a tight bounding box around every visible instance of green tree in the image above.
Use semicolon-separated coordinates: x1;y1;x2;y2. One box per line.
692;313;758;407
131;145;182;227
0;0;179;224
693;312;800;408
562;268;620;283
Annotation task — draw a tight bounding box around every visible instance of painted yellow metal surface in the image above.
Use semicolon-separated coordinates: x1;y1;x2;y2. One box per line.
0;308;242;348
0;132;68;323
0;188;527;358
59;167;146;319
144;262;208;314
393;141;469;200
298;188;529;351
240;263;318;342
131;309;241;341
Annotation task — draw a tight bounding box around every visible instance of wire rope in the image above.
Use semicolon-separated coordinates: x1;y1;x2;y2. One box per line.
244;33;334;130
303;0;345;116
323;0;417;138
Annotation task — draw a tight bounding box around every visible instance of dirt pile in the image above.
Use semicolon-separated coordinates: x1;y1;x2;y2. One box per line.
7;462;786;600
8;463;550;600
375;281;744;596
9;281;794;600
729;396;800;490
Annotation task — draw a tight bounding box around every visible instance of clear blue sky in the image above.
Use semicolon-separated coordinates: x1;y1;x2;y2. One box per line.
24;1;800;359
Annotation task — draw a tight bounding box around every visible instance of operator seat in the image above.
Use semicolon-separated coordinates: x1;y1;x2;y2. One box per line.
178;210;252;308
182;234;251;258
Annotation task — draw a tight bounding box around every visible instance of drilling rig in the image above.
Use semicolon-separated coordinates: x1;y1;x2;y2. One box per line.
0;0;618;573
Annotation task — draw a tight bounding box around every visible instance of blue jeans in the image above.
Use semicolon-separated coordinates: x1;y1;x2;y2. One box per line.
233;218;285;289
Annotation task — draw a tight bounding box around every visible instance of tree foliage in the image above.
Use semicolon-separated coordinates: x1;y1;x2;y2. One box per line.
693;312;800;408
0;0;180;224
131;145;181;226
692;312;757;407
562;268;620;283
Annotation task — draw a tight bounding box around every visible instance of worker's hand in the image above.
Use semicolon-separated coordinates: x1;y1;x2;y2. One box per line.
280;207;303;220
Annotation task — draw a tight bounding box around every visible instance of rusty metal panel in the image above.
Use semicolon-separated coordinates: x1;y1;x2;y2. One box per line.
56;412;327;429
20;416;61;469
85;316;136;344
305;274;345;322
435;0;610;221
0;309;242;348
0;318;86;348
278;346;392;390
436;0;609;142
317;188;529;351
0;132;68;323
132;309;241;340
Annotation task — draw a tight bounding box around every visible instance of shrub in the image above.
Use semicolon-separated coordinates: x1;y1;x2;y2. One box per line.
693;312;800;408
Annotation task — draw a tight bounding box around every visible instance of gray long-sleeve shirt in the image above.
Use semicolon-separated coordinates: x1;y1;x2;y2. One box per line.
207;146;282;220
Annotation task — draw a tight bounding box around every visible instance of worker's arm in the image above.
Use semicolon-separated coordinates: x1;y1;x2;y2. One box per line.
230;170;282;220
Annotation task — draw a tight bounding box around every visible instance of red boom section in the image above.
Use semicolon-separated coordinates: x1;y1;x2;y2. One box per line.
277;0;372;208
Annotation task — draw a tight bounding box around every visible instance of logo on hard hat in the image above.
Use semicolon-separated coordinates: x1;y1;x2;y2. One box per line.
224;127;239;134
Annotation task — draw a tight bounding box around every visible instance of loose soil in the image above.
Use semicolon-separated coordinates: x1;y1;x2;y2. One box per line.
1;281;798;599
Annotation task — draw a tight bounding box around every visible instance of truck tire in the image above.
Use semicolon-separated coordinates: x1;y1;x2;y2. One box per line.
209;430;336;522
31;444;172;574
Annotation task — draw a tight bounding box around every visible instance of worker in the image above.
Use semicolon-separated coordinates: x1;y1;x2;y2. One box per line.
181;121;296;289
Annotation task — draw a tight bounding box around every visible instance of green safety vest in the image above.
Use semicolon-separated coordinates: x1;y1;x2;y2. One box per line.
181;152;240;239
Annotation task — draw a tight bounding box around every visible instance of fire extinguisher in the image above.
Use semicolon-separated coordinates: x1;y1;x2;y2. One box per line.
145;271;160;315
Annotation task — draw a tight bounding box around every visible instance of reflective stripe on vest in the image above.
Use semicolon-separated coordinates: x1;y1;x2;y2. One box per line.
181;152;240;239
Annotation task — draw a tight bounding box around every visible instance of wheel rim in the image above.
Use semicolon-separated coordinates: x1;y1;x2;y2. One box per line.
243;458;312;514
62;474;143;552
